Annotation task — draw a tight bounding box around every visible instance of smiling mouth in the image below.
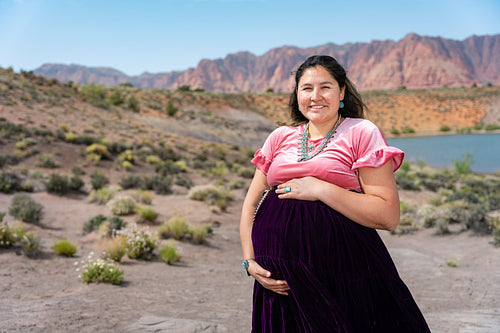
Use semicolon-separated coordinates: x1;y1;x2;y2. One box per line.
310;106;325;109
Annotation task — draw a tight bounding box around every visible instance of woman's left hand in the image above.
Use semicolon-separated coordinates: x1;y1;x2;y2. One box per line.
276;176;322;201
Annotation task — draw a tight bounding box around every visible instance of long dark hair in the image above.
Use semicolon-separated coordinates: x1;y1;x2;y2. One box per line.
288;55;366;125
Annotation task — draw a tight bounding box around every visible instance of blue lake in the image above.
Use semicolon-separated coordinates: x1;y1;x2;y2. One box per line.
387;133;500;173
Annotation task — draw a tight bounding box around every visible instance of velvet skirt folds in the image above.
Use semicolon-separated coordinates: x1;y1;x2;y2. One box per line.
251;190;430;333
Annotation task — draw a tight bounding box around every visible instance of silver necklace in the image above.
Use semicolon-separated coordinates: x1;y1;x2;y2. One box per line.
297;116;342;162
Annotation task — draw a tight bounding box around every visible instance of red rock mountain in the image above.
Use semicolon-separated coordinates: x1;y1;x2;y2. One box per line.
34;33;500;92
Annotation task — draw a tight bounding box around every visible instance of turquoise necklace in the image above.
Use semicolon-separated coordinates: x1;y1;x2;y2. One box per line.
297;116;342;162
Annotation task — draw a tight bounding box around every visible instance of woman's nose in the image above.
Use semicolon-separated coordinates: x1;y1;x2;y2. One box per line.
311;88;321;100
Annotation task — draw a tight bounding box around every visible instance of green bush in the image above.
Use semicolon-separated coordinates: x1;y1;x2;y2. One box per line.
159;243;181;265
20;232;40;257
453;153;474;175
53;238;77;257
97;236;127;261
127;95;140;113
91;171;109;190
0;172;22;193
143;175;172;194
132;190;153;205
135;206;158;224
158;217;189;240
69;175;84;191
119;175;143;189
0;222;14;247
45;174;69;195
188;185;233;211
106;195;136;216
119;224;157;260
77;254;124;285
439;125;451;132
87;187;117;205
9;193;43;224
188;225;209;244
83;214;108;234
37;154;59;168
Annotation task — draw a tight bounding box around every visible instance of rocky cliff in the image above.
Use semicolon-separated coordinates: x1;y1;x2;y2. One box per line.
33;33;500;92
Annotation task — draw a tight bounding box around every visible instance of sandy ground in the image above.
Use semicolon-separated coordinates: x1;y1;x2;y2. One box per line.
1;190;499;333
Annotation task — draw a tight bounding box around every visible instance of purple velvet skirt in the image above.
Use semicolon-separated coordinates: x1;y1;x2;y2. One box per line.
251;190;430;333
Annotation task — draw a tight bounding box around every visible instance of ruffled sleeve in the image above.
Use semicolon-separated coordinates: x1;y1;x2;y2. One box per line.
251;149;273;174
350;120;405;172
352;146;404;172
251;126;286;175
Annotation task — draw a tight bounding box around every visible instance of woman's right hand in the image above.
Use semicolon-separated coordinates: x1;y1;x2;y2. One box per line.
248;260;290;296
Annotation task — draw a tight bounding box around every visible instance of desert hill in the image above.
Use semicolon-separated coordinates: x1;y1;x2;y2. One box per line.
33;33;500;93
3;67;499;148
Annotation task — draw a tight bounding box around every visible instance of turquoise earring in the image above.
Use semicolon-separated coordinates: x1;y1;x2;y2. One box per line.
339;101;344;109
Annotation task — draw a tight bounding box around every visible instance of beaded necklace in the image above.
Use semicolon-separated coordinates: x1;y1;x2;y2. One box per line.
297;116;342;162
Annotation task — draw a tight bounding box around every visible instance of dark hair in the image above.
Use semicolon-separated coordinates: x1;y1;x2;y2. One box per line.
288;55;366;125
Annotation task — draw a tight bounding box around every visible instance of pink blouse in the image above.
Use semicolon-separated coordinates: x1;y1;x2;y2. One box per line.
251;118;404;192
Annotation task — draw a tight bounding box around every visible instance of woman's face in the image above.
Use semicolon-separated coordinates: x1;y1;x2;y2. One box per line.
297;66;345;126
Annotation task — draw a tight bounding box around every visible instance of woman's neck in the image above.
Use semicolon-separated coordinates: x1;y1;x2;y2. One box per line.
307;116;341;139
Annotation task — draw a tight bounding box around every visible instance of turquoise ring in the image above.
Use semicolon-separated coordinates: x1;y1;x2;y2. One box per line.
285;187;291;193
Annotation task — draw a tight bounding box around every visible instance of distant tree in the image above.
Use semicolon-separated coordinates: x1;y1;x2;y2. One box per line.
193;88;205;92
119;83;134;88
127;95;140;113
177;85;190;92
166;100;177;117
439;125;451;132
472;82;477;88
487;82;493;87
266;88;274;93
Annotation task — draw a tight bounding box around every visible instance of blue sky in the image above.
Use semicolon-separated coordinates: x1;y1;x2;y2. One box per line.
0;0;499;75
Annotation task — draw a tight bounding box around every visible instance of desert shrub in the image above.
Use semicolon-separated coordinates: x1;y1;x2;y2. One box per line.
228;179;246;190
80;84;111;109
118;150;135;163
235;165;254;178
135;206;158;224
439;125;451;132
119;174;143;189
15;137;37;150
0;172;22;193
200;162;229;180
106;195;136;216
158;217;189;240
119;224;157;260
159;243;181;265
106;216;127;236
165;100;177;116
174;175;193;189
485;124;500;131
395;172;420;191
156;160;183;176
20;232;40;257
87;187;117;205
90;171;109;190
188;225;209;244
69;175;84;191
132;190;153;205
96;236;127;262
122;160;133;171
489;216;500;246
127;95;140;113
0;222;14;247
77;253;124;285
86;143;110;159
83;214;108;234
53;239;77;257
453;153;474;175
188;185;233;211
9;193;43;224
390;128;400;135
37;154;59;168
143;175;172;194
145;155;161;165
45;174;69;195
